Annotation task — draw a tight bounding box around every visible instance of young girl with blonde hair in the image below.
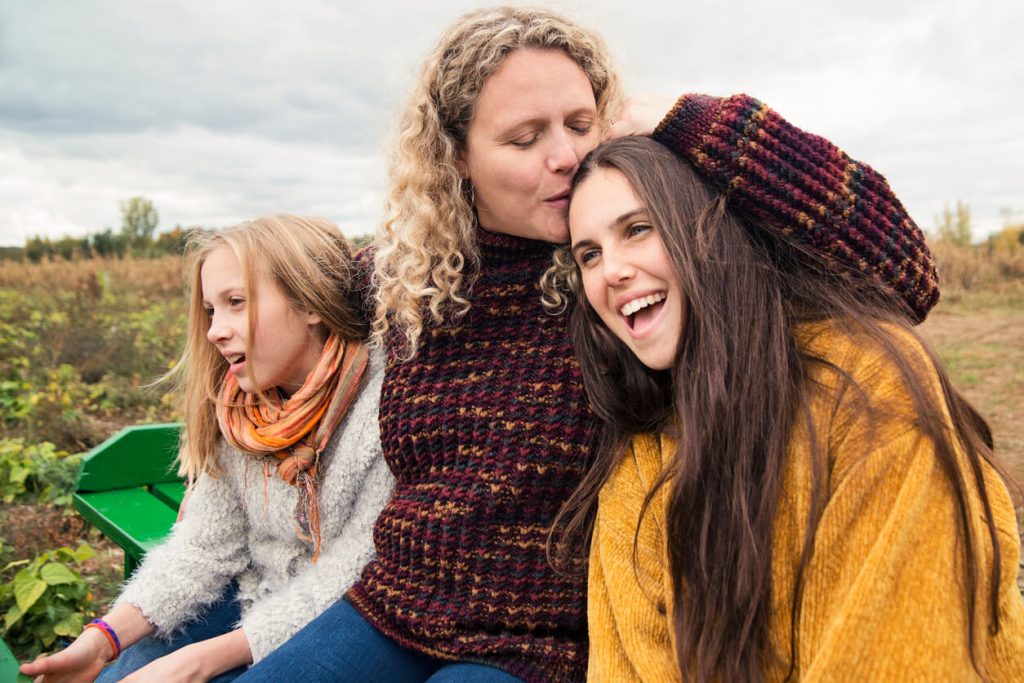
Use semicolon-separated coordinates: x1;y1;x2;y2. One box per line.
22;215;393;682
565;97;1024;681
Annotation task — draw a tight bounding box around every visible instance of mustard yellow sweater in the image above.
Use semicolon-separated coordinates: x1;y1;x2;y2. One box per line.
588;324;1024;681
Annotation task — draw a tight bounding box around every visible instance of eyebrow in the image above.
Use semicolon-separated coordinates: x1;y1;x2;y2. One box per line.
570;207;648;253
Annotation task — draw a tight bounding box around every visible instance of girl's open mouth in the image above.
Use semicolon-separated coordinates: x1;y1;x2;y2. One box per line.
620;293;666;332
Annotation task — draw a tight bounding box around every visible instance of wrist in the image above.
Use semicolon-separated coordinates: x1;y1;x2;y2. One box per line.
80;624;115;662
84;618;122;662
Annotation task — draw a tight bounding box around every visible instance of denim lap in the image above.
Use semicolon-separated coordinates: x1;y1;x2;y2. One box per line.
238;598;523;682
97;583;243;683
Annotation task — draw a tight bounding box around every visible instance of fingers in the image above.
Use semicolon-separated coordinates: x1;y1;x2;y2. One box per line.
606;94;680;141
20;653;54;676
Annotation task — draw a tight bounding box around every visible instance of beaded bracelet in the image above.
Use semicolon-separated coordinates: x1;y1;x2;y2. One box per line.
85;618;122;661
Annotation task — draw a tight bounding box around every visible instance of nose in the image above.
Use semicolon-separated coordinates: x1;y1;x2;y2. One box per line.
601;247;636;286
546;130;582;174
206;311;231;345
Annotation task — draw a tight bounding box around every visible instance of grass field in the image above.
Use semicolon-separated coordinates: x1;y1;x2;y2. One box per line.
920;283;1024;490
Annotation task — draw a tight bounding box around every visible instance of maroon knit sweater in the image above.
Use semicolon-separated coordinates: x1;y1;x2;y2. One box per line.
347;227;596;682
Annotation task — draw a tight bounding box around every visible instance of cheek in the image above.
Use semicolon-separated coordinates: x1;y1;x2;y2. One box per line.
581;274;612;323
574;130;600;161
476;152;540;195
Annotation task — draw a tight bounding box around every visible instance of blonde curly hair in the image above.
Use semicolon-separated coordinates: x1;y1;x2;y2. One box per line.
372;5;622;358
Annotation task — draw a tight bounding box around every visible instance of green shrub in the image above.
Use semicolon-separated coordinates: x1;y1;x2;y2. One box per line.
1;543;96;660
0;439;81;505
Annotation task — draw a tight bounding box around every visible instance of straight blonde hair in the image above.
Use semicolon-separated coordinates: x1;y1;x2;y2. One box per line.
172;215;367;479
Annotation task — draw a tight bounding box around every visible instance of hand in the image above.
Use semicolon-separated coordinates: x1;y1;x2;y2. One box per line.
606;94;681;140
19;626;110;683
121;629;252;683
120;646;206;683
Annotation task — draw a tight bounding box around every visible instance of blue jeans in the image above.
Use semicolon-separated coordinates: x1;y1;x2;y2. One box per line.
97;583;245;683
237;598;524;682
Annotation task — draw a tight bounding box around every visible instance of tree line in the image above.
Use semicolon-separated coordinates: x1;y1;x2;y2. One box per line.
4;197;194;262
5;197;1021;263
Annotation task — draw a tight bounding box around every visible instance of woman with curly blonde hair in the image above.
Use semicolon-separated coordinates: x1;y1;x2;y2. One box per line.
243;7;626;682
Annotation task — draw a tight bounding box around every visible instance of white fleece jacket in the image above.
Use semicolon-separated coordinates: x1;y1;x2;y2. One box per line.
115;350;392;662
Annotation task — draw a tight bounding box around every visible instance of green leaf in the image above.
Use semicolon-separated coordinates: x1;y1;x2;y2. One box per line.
53;612;84;637
3;603;23;630
0;558;29;573
13;574;47;611
9;463;28;485
73;542;95;563
40;562;78;585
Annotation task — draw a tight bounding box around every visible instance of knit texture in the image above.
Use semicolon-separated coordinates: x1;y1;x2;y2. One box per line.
116;351;393;663
653;94;940;323
347;227;597;683
587;323;1024;681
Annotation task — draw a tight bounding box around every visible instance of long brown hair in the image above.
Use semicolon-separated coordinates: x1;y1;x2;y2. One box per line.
556;137;1008;681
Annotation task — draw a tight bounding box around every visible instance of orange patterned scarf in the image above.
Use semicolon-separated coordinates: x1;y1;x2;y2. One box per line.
216;334;369;560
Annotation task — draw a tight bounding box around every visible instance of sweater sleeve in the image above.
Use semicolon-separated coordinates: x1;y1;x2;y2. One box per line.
114;453;249;635
795;333;1024;680
587;434;678;682
239;350;393;662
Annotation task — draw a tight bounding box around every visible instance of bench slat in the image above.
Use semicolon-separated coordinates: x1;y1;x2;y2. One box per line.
151;482;187;509
75;424;183;492
73;488;178;569
1;636;30;682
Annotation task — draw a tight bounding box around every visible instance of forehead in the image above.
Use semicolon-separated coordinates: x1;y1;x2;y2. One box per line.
201;244;241;277
569;167;643;239
200;244;245;293
472;48;596;128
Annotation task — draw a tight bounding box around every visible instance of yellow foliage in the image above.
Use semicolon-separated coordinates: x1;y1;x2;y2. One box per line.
987;224;1024;254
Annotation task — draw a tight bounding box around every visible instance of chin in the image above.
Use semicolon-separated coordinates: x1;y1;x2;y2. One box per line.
539;223;569;244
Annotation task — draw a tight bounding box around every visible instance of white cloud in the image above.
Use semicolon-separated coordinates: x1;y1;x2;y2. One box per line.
2;0;1022;245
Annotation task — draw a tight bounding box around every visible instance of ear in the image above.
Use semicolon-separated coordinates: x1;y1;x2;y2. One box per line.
305;311;322;327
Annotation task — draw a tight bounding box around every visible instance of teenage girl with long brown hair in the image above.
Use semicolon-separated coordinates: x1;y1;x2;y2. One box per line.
564;97;1024;681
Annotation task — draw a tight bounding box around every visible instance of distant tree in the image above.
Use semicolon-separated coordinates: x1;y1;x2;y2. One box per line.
90;228;128;259
76;235;93;259
119;196;159;253
934;201;973;246
25;236;52;263
55;236;79;261
987;223;1024;254
154;225;193;255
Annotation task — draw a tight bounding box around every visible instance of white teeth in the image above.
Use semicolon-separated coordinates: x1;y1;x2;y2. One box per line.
619;293;666;317
227;354;244;364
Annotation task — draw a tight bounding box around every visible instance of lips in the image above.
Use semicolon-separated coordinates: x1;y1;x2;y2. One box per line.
544;188;571;209
618;292;667;333
223;353;246;376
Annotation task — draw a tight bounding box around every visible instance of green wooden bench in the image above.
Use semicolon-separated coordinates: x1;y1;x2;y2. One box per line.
1;635;30;682
72;423;185;577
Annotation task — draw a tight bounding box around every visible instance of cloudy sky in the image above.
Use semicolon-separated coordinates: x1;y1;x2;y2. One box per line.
2;0;1021;246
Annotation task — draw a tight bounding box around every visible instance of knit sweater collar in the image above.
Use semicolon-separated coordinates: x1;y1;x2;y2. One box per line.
476;224;553;262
